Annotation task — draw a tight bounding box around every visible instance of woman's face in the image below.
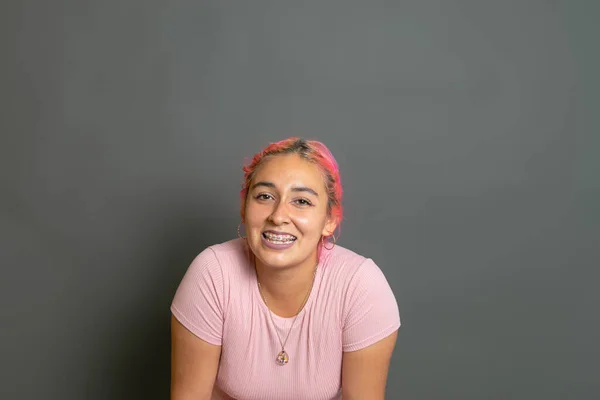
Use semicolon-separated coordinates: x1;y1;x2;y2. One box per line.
244;153;337;271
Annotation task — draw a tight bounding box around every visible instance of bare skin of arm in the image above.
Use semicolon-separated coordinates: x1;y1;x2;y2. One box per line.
170;315;222;400
341;331;398;400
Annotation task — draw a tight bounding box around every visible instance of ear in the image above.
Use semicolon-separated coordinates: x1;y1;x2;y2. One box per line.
322;217;338;237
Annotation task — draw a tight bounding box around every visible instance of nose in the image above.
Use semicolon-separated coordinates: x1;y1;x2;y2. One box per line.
268;200;290;225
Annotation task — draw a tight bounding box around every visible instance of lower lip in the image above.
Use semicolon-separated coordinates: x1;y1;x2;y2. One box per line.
261;234;296;250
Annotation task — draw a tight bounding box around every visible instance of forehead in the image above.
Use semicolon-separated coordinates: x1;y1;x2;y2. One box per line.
252;154;326;192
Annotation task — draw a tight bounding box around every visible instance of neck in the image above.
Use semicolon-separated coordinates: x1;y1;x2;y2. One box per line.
254;255;318;316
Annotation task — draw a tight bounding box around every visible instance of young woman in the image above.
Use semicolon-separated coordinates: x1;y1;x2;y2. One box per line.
170;137;400;399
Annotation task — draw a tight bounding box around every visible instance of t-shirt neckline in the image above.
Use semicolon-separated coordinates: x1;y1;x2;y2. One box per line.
250;253;328;323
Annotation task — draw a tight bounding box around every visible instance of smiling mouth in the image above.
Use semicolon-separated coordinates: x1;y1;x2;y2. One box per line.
262;232;297;244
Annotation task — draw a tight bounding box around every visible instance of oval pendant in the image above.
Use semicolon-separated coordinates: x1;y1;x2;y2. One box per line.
276;350;289;366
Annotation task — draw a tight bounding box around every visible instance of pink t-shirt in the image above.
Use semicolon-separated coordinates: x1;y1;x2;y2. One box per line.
171;238;400;400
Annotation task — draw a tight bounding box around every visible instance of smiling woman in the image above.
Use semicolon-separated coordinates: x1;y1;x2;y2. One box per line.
170;138;401;400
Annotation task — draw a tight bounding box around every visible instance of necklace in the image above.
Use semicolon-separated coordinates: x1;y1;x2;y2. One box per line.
257;265;318;366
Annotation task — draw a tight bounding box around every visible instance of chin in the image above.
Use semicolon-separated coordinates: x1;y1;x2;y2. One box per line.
248;244;293;268
255;249;297;268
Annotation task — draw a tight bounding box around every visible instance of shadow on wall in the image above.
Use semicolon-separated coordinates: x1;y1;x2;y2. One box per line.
99;200;231;400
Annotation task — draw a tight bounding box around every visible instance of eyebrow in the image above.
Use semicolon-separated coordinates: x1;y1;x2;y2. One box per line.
251;181;319;197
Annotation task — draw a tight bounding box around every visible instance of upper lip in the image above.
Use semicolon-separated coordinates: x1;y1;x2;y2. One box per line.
263;230;297;237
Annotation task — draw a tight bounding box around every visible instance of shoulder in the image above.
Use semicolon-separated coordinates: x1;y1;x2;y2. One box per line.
192;238;250;270
181;238;251;290
322;245;397;312
322;244;385;283
188;238;254;293
172;238;250;313
326;247;400;351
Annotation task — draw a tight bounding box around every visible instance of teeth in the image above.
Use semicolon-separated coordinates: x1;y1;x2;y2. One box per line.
264;232;296;243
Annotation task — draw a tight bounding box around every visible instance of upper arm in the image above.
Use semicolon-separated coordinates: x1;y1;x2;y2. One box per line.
341;330;398;400
170;248;226;399
340;257;401;398
171;314;222;400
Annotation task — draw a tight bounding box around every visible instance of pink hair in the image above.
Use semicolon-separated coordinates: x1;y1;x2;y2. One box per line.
240;137;343;237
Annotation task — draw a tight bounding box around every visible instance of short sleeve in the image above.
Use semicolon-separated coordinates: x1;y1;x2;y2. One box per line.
170;247;224;346
342;258;401;352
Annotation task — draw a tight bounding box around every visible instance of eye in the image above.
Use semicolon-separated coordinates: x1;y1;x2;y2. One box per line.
293;198;313;207
255;193;274;201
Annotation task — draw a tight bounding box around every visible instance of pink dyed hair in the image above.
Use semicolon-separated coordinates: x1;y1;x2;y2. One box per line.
240;137;343;237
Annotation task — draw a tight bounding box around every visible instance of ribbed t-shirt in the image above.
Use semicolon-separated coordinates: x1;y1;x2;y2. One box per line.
171;238;400;400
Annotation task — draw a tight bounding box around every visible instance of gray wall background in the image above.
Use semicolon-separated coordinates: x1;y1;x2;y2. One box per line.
1;1;598;399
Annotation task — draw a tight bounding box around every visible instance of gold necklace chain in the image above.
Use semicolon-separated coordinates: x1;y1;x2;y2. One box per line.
257;265;318;366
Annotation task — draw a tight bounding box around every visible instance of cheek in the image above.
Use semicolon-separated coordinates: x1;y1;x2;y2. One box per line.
245;202;269;227
293;212;326;235
293;215;311;227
